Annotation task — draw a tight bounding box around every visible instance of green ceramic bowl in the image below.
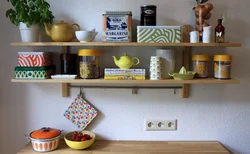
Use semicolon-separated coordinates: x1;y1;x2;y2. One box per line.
169;72;196;80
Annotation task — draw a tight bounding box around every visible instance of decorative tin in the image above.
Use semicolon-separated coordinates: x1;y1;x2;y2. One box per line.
15;65;55;79
18;52;53;67
103;11;132;42
137;26;182;43
141;5;157;26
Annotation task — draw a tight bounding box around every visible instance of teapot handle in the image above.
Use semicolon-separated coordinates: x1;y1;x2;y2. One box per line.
132;57;140;66
72;24;80;38
72;24;80;31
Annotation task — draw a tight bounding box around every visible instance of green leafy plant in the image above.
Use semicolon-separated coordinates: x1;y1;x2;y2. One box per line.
6;0;54;27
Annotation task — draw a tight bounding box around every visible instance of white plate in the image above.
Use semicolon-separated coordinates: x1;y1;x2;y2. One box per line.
51;75;77;79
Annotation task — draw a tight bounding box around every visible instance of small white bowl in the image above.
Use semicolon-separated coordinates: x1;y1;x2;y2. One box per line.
75;31;98;42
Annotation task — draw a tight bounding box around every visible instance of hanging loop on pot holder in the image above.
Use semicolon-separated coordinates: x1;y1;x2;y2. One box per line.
79;87;84;98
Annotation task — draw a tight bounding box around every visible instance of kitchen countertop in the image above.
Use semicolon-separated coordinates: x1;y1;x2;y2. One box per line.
17;140;230;154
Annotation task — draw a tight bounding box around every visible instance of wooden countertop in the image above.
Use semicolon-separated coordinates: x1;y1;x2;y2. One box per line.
17;140;230;154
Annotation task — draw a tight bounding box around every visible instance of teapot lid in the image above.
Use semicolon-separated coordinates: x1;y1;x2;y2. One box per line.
54;20;68;25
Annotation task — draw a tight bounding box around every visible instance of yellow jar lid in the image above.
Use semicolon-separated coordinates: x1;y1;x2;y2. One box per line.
214;55;232;62
192;55;210;61
78;49;100;56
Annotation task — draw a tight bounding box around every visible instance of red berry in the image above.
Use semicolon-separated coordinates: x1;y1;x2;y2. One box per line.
81;137;87;141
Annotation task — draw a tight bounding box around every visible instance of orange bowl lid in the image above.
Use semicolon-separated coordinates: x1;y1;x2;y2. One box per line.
30;127;61;139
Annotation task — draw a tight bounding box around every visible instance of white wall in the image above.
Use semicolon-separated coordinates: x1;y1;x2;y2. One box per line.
1;0;250;154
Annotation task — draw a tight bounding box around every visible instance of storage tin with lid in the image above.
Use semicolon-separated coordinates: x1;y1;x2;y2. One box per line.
214;55;232;80
192;55;210;78
103;11;132;42
141;5;157;26
26;127;61;152
60;53;77;74
78;49;100;79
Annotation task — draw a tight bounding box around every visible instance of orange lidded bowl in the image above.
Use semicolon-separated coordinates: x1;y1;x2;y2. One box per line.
26;127;61;152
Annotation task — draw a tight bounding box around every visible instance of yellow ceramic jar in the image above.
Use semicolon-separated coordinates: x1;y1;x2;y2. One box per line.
192;55;210;78
78;49;100;79
214;55;232;80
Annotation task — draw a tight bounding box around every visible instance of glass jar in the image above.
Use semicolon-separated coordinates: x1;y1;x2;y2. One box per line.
192;55;210;78
78;49;100;79
60;53;77;75
214;55;232;80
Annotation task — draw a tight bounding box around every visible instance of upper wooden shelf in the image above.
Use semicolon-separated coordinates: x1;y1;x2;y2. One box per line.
11;42;242;47
11;78;240;85
17;140;230;154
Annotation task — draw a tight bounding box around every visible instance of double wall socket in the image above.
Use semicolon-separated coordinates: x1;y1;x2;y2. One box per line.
145;120;177;131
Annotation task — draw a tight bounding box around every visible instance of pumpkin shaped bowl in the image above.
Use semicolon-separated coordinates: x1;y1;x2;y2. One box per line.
64;130;96;150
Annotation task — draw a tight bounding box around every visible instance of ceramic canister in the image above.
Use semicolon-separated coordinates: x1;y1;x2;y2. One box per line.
156;49;175;79
150;56;163;80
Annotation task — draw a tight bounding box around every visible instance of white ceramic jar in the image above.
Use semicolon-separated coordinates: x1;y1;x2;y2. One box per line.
156;49;175;79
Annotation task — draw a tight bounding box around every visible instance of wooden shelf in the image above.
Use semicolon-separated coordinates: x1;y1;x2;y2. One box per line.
17;140;230;154
11;78;240;84
11;42;242;47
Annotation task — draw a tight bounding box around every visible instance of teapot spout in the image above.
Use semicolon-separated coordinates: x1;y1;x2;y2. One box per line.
113;56;119;66
44;23;51;37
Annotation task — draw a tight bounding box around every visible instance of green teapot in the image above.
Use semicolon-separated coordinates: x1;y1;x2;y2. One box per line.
113;53;140;69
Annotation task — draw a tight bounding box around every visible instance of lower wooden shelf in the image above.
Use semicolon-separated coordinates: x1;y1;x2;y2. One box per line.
17;140;230;154
11;78;240;84
11;78;240;98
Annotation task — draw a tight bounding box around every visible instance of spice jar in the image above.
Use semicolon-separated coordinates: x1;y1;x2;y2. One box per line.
214;55;232;80
60;53;77;74
141;5;157;26
78;49;100;79
192;55;210;78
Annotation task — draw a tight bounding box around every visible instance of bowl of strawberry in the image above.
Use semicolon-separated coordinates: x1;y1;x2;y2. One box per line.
64;130;96;150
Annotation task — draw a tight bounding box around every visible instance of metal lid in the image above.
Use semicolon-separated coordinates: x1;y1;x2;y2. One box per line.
103;11;132;15
214;55;232;62
192;55;210;61
78;49;100;56
141;5;157;8
30;127;61;139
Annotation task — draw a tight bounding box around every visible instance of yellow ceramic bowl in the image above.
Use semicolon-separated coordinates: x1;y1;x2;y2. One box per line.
64;131;96;150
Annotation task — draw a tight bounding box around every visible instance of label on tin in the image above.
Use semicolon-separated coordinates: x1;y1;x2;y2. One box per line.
103;14;131;42
214;62;231;79
192;61;208;78
145;10;155;14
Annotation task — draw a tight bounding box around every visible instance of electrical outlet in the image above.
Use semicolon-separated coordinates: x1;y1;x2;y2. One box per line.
145;120;177;131
164;120;177;130
145;120;157;131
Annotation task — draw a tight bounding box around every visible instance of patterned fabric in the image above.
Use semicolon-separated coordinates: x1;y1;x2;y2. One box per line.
64;95;98;129
137;28;182;43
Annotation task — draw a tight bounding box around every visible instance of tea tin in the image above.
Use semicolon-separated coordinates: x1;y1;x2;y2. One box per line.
103;11;132;42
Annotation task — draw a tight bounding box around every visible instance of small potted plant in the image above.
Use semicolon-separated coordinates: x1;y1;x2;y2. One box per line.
6;0;54;42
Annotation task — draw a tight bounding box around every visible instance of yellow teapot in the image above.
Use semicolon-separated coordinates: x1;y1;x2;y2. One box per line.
44;20;80;42
113;53;140;69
